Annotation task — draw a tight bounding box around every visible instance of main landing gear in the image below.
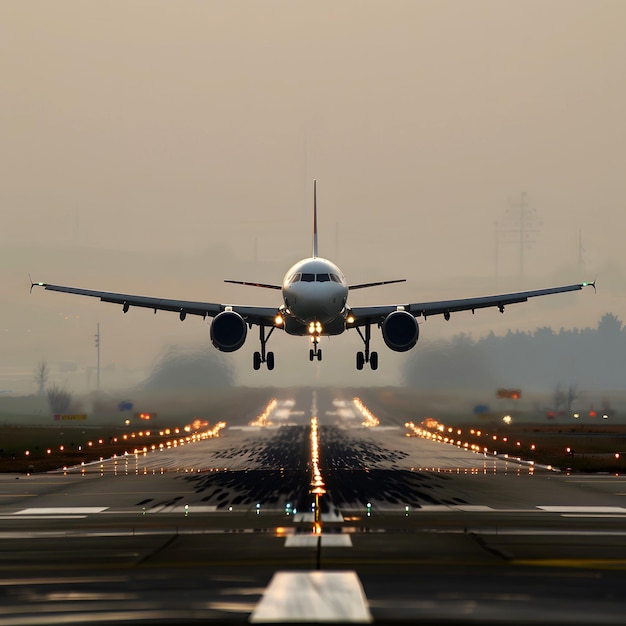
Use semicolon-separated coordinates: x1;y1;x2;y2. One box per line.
253;324;275;370
355;323;378;370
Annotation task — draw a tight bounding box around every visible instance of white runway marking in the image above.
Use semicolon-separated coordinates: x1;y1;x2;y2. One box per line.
250;571;372;623
293;511;344;522
537;506;626;513
14;507;108;515
285;534;352;547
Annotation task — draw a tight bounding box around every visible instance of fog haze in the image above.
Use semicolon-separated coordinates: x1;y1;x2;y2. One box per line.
1;1;624;392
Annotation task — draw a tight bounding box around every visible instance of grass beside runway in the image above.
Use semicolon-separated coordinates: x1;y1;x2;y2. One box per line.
406;420;626;473
0;423;224;473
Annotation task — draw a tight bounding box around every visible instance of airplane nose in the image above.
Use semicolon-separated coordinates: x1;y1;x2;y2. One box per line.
286;286;342;322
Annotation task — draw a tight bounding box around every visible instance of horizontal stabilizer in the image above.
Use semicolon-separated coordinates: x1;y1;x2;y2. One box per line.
348;279;406;290
224;280;282;290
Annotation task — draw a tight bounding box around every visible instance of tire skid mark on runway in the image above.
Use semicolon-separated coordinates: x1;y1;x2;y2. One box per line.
132;534;179;567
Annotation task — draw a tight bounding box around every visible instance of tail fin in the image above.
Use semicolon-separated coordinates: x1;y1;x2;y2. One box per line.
312;179;318;258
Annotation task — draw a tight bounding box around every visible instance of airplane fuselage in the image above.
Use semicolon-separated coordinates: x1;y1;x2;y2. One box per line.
281;257;348;335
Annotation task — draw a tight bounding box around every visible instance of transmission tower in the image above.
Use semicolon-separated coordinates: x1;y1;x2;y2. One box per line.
496;192;542;278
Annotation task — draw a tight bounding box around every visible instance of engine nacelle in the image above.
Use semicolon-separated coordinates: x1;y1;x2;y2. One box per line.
381;310;419;352
210;311;247;352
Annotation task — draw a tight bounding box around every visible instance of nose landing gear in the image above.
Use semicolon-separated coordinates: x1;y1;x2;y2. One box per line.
309;336;322;362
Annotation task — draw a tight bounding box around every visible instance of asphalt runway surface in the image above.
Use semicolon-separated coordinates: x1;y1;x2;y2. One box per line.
3;388;626;624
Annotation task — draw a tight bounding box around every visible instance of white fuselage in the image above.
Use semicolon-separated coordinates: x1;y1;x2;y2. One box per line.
281;257;348;331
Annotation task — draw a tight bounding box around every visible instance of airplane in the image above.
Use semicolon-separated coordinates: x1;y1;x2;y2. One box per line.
32;181;595;371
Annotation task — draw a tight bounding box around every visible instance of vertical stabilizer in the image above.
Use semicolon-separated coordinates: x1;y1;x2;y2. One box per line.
312;179;318;258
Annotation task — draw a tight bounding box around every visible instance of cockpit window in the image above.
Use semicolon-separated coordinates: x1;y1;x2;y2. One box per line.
290;272;342;284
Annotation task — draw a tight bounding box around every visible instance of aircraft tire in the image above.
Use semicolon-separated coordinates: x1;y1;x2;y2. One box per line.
356;351;365;370
370;351;378;370
267;352;275;370
309;349;315;362
317;349;322;361
253;351;262;370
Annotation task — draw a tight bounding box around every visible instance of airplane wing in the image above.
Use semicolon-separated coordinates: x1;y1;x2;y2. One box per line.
348;279;406;290
224;280;282;290
31;282;279;325
349;281;595;326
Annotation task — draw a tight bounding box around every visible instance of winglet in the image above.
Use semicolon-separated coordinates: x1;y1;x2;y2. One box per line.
29;274;45;294
312;179;318;258
582;277;597;293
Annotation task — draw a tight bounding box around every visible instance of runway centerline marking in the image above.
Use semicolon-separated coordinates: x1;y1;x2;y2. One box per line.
285;534;352;548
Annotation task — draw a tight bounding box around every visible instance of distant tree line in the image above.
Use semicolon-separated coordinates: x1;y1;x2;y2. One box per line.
403;313;625;391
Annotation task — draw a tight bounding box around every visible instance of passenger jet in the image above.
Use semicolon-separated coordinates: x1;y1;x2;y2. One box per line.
32;181;594;371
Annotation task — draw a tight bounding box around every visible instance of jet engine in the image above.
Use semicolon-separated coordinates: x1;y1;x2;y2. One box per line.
210;311;247;352
381;310;419;352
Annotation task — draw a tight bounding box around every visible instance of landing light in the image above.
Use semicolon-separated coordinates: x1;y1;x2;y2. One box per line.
274;314;284;326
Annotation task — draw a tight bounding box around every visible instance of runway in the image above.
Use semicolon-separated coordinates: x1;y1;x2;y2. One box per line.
2;388;626;624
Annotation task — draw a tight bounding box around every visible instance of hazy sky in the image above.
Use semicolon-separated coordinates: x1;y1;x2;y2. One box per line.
1;1;625;392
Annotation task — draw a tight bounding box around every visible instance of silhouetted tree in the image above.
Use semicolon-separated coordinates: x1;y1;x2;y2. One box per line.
138;344;233;391
46;384;72;414
34;360;49;396
403;312;626;391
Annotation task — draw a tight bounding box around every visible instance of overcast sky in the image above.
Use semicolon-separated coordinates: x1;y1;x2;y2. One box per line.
1;1;624;392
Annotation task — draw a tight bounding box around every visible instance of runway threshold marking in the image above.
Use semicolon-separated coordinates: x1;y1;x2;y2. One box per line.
249;571;372;623
511;558;626;570
538;506;626;513
14;507;108;515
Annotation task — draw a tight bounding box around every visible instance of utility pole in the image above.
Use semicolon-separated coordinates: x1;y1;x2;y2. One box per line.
578;229;585;276
95;323;100;392
494;220;500;280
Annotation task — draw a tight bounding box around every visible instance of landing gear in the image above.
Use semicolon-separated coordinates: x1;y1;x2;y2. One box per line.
253;324;276;370
309;342;322;362
355;324;378;370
